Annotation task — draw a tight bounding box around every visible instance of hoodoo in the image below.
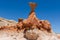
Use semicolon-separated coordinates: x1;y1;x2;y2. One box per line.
17;2;52;33
0;2;60;40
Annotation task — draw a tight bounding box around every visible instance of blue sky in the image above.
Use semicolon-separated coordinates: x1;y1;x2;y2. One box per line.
0;0;60;33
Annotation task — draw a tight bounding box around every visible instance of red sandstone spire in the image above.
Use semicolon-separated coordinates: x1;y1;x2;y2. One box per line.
28;2;37;18
28;2;38;22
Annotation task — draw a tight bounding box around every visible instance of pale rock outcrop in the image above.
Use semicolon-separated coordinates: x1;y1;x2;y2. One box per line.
0;18;17;27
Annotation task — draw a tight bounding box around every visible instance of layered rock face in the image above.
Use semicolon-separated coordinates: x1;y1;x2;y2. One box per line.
0;18;17;27
0;2;60;40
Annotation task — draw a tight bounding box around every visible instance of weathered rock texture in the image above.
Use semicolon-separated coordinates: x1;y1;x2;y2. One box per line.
0;2;60;40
